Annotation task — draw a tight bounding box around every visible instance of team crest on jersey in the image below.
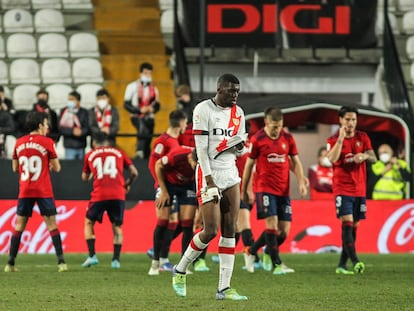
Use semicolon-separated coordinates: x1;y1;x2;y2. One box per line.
193;114;200;124
282;143;286;150
154;143;164;154
233;118;239;126
356;141;361;147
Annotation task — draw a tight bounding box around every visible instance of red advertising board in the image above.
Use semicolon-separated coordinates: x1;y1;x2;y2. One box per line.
0;199;413;254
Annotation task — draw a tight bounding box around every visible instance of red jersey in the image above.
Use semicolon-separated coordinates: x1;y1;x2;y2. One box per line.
178;123;195;148
249;128;298;196
13;134;57;198
160;147;194;186
83;146;132;201
148;133;181;186
308;164;333;200
326;130;372;197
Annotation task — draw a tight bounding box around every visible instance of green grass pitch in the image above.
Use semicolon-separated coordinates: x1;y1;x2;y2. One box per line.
1;253;413;310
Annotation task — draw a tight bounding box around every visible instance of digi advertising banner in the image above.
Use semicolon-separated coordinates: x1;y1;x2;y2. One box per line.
180;0;378;48
0;199;413;254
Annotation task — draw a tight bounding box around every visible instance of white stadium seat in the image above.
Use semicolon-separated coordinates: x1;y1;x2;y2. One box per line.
377;0;397;11
399;0;414;12
41;58;72;84
406;36;414;60
38;33;69;58
1;0;31;9
402;11;414;34
376;12;399;35
31;0;62;9
411;63;414;85
72;58;104;84
12;84;40;110
5;135;17;159
6;33;37;58
62;0;93;10
0;37;5;58
46;83;73;110
0;15;3;33
3;9;34;33
76;83;102;108
158;0;173;11
160;9;173;48
10;59;41;84
69;33;100;58
34;9;65;33
0;61;9;85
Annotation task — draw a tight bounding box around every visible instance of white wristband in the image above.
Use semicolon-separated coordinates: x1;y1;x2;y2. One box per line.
207;187;220;198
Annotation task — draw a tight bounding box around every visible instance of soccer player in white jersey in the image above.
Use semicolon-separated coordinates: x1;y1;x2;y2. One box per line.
172;73;248;300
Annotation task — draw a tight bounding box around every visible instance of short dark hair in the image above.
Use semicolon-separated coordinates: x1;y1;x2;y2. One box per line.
69;91;81;101
317;146;327;157
217;73;239;86
264;106;283;121
93;132;108;145
338;106;358;117
140;62;153;72
169;110;187;127
36;88;49;97
96;88;109;97
26;111;48;132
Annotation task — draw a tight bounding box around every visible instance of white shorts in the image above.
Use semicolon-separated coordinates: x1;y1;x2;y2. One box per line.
196;165;240;205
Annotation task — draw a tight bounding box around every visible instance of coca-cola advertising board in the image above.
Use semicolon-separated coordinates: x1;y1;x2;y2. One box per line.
0;199;412;254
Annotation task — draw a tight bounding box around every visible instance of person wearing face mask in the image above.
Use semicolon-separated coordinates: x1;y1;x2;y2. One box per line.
308;146;334;200
123;62;161;159
58;91;90;160
89;89;119;147
31;89;60;142
368;144;411;200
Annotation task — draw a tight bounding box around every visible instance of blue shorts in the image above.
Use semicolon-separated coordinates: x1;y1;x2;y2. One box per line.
156;183;197;213
240;200;253;212
86;200;125;226
17;198;57;217
255;192;292;221
335;195;366;220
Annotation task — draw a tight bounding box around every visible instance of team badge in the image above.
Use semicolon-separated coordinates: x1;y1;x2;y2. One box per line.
282;143;286;150
193;114;201;124
233;118;239;125
356;141;361;147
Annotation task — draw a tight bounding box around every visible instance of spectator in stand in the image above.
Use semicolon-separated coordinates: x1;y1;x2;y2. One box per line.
89;89;119;147
0;86;15;115
175;84;194;121
31;89;60;142
58;91;89;160
6;111;68;272
0;101;15;158
368;144;411;200
124;62;160;159
81;132;138;269
308;146;334;200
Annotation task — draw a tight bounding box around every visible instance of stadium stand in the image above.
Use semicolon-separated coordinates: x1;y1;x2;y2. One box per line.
10;59;41;85
34;9;65;32
3;9;34;33
38;33;69;58
46;83;73;110
41;58;72;84
6;33;37;58
12;84;40;110
72;58;104;84
406;36;414;60
160;9;173;49
0;37;5;58
0;61;8;85
76;83;102;108
62;0;93;10
399;0;414;12
69;32;100;58
402;11;414;34
31;0;62;10
1;0;31;9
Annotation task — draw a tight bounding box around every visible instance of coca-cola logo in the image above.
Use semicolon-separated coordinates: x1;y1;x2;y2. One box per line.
0;205;76;254
378;203;414;253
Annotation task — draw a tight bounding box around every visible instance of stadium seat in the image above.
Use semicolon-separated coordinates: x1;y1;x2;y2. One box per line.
6;33;37;58
72;58;104;84
3;9;34;33
0;15;3;33
46;83;73;110
34;9;65;33
41;58;72;84
76;83;102;108
4;135;16;159
69;33;100;58
0;37;5;58
376;11;399;35
160;9;173;48
31;0;62;9
399;0;414;12
378;0;397;11
0;61;8;85
406;36;414;60
38;33;69;58
1;0;31;9
62;0;93;10
411;63;414;84
158;0;173;11
12;84;40;110
10;59;41;84
402;11;414;34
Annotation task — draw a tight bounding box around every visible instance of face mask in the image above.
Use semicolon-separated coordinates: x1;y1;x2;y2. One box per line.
321;156;332;167
97;99;108;110
67;100;75;109
141;75;152;84
379;153;391;163
38;99;48;108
